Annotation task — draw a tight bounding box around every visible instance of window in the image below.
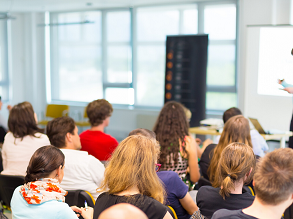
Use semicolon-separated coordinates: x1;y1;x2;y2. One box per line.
0;16;9;101
49;1;237;111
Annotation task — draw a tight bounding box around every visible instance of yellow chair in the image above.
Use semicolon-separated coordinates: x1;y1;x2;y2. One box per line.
38;104;69;126
168;206;178;219
75;108;91;127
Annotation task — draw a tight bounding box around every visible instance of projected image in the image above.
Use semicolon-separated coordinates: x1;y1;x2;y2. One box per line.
258;27;293;96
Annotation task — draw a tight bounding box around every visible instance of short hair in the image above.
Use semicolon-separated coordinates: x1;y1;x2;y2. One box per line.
46;117;75;148
223;107;242;124
215;142;256;199
128;128;156;139
254;148;293;205
87;99;113;126
25;145;65;183
8;101;44;138
98;135;165;204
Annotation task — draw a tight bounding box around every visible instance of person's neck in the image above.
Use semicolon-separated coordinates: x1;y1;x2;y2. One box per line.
62;143;76;150
90;124;105;132
115;186;140;196
243;197;288;219
229;180;243;195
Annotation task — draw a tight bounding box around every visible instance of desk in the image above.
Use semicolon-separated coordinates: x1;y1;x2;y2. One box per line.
189;127;292;148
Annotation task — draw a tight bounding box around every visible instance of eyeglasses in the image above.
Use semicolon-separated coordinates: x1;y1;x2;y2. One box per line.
155;164;161;172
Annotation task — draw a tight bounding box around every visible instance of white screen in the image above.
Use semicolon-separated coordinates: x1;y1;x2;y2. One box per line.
258;27;293;96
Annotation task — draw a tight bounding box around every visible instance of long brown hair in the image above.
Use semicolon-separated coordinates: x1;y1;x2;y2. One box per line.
8;101;44;139
208;115;252;183
153;101;189;165
214;142;255;199
98;135;165;204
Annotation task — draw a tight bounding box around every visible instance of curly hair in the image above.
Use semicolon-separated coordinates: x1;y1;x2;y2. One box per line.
153;101;189;166
86;99;113;126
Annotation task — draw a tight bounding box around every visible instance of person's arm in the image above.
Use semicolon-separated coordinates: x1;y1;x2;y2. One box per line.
280;80;293;88
185;136;200;183
163;211;173;219
179;193;198;215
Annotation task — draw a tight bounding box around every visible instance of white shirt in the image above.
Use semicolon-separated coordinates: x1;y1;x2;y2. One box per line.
1;132;50;176
60;149;105;200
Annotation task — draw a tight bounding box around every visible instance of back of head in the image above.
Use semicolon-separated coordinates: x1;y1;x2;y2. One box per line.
98;135;165;203
46;117;75;148
128;128;156;139
153;101;189;166
98;203;148;219
209;115;252;182
254;148;293;205
87;99;113;126
25;145;65;183
8;101;43;138
214;142;256;198
223;107;242;124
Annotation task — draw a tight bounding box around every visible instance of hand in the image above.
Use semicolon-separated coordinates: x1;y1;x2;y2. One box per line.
283;87;293;94
80;207;94;219
278;79;284;84
70;206;82;217
7;105;12;111
195;138;201;145
184;136;197;155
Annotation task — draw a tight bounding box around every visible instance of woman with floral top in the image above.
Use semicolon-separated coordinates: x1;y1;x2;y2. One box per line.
11;145;93;219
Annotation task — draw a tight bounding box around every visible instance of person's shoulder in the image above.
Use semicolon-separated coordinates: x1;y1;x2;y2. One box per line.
79;130;90;137
140;195;168;214
157;170;179;179
197;185;218;198
212;209;253;219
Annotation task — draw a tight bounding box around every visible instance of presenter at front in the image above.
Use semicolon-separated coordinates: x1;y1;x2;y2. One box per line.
278;79;293;149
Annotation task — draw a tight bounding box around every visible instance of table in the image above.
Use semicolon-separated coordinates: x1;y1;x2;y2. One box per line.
189;126;292;148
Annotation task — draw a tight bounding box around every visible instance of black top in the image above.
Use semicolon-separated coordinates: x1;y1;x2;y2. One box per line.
196;186;255;219
199;143;216;180
93;192;169;219
211;209;258;219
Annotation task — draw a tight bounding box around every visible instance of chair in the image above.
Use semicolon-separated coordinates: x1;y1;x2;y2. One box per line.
167;206;178;219
38;104;69;126
75;108;90;128
65;190;95;208
0;175;25;207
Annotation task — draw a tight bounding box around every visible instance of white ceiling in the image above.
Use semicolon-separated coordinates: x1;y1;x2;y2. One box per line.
0;0;214;12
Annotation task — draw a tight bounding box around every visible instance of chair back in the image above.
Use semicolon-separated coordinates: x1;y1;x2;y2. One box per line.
197;177;212;188
83;108;88;119
65;190;95;208
45;104;69;118
0;175;25;207
167;206;178;219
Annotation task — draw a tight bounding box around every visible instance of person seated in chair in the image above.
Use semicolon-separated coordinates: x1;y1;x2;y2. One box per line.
46;117;105;200
212;148;293;219
80;99;118;163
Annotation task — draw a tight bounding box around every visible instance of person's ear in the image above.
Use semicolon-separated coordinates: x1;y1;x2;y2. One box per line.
66;132;72;143
252;181;255;187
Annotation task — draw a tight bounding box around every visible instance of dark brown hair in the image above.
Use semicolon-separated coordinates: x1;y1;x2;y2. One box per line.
223;107;242;124
87;99;113;126
46;117;75;148
129;128;156;139
254;148;293;205
24;145;65;183
8;101;44;139
214;142;256;199
208;115;252;183
153;101;189;166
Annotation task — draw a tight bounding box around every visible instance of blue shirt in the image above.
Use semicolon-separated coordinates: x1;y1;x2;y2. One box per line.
11;186;78;219
157;171;190;219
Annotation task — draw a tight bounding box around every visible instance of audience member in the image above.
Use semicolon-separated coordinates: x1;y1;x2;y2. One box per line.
93;135;173;219
199;115;252;183
46;117;105;200
129;128;201;219
1;101;50;176
98;203;148;219
214;107;268;157
80;99;118;162
154;101;200;183
197;143;255;219
212;148;293;219
11;145;92;219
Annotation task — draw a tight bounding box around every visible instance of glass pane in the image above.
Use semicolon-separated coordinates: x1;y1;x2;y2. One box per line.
83;11;102;42
107;11;130;42
58;13;82;42
137;7;179;42
204;4;236;40
207;44;235;86
182;9;198;34
55;45;103;102
107;45;132;83
105;88;134;105
206;92;237;110
136;45;165;107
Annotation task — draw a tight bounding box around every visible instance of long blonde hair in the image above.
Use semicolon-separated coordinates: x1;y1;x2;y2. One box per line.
208;115;252;183
214;142;255;199
98;135;165;204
